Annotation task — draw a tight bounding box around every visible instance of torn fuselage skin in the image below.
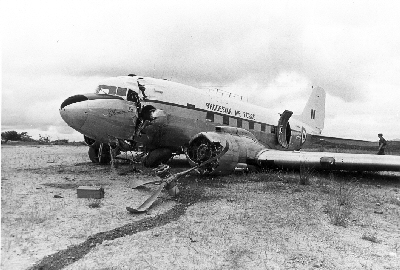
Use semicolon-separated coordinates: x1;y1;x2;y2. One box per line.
59;76;177;166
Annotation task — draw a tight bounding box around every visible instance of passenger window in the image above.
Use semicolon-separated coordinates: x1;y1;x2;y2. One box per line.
206;112;214;122
117;87;127;96
223;115;229;125
261;123;266;132
237;119;242;128
249;121;254;130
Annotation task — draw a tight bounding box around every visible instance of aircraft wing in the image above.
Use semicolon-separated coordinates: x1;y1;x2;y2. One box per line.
256;149;400;172
186;127;400;174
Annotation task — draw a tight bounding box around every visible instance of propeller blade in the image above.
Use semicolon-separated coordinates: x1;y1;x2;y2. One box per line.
172;140;229;179
126;182;167;213
127;141;229;213
130;179;162;189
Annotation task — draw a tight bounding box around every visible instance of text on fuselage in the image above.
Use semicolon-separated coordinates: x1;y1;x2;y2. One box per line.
206;103;255;120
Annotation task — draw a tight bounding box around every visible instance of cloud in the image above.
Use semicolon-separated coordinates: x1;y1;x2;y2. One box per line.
2;0;400;141
2;73;103;131
2;1;372;95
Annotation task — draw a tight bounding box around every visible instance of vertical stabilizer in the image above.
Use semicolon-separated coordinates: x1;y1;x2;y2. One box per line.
294;87;325;134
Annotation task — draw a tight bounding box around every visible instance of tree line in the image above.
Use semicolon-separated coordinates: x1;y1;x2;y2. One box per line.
1;131;68;144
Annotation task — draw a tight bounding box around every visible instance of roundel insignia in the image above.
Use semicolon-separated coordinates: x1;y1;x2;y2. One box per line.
301;127;307;144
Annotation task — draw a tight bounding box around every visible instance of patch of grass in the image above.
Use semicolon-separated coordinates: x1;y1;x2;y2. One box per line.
323;175;360;227
313;172;332;192
324;199;352;227
299;164;314;185
226;245;253;269
361;232;381;243
388;197;400;206
237;170;288;183
25;201;52;224
88;199;103;208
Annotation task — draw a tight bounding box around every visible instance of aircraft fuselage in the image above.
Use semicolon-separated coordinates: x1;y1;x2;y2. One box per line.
60;75;318;154
59;75;330;172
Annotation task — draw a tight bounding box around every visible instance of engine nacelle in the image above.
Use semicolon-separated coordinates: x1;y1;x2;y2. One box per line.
186;126;266;175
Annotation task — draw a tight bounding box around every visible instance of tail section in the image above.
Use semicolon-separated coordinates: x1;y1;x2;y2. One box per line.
293;86;325;134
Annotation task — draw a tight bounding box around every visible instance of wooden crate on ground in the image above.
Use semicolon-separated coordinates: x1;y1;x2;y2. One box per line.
77;186;105;199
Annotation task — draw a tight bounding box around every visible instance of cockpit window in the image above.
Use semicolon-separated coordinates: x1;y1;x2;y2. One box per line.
97;85;117;95
117;87;127;96
97;85;128;97
97;85;139;103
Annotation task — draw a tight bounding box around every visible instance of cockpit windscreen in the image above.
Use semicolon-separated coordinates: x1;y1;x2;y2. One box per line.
97;85;127;97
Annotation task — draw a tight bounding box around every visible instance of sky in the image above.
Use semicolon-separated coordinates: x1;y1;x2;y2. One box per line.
2;0;400;142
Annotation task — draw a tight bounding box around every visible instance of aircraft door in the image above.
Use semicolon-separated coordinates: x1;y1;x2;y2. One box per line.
277;110;293;149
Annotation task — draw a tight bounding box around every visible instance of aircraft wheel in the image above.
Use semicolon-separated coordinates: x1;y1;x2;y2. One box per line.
143;148;173;168
88;143;111;164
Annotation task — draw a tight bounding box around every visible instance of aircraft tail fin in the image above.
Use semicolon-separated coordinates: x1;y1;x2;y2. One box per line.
293;86;326;134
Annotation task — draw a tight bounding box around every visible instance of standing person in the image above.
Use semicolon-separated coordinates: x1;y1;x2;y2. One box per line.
377;133;387;155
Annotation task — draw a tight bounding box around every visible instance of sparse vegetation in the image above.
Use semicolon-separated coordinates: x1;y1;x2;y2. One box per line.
88;199;103;208
299;163;314;185
2;145;400;269
361;232;381;243
323;175;359;227
1;130;34;142
52;139;69;145
226;245;253;269
388;197;400;206
24;201;52;224
38;134;51;144
1;130;83;145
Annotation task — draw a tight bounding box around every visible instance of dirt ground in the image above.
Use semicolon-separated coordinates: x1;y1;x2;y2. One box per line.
1;145;400;270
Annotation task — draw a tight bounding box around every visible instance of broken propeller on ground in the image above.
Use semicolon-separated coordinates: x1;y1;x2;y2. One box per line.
126;142;229;213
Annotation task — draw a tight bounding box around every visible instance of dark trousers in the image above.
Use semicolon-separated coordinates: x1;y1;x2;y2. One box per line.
377;148;385;155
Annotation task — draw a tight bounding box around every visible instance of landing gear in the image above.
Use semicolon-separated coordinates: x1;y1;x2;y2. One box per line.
143;148;173;168
88;142;111;164
109;143;121;168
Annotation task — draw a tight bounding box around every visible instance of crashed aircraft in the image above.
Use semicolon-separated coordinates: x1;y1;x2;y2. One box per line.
60;74;400;175
59;74;400;212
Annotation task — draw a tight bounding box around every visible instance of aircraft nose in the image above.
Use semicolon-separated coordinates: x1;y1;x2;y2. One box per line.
59;95;89;130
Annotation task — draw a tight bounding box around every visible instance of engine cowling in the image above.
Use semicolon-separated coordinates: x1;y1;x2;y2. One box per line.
185;126;266;175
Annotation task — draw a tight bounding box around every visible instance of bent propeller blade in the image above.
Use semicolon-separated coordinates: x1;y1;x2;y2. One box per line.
127;141;229;214
126;182;167;213
130;179;162;189
168;141;229;181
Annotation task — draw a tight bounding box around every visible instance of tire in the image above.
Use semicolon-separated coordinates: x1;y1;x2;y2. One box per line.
88;143;111;164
